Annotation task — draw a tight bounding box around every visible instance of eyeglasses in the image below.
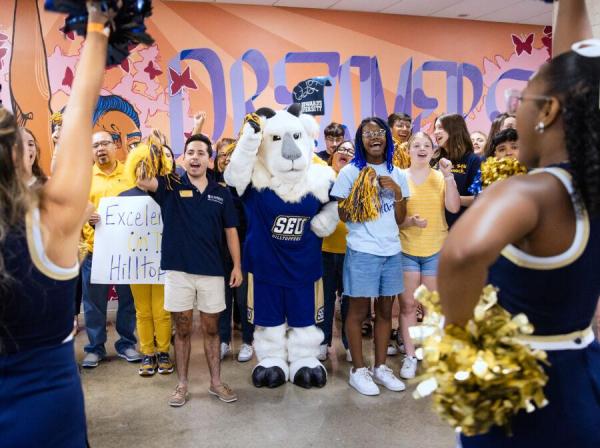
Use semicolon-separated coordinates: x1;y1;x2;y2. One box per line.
325;136;344;143
362;129;386;139
93;140;114;149
505;88;553;115
335;145;355;156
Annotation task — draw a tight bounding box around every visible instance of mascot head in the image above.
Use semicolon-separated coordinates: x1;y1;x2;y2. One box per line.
255;104;319;184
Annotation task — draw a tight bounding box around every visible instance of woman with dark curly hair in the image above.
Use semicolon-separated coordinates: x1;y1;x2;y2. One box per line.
439;1;600;446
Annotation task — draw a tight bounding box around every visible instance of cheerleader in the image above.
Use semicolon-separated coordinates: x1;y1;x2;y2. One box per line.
0;3;109;446
439;1;600;446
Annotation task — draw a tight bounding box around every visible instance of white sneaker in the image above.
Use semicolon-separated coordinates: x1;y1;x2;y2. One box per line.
387;342;399;356
400;356;418;379
349;367;380;396
220;342;231;360
237;343;253;362
345;349;352;363
317;344;328;361
372;365;406;392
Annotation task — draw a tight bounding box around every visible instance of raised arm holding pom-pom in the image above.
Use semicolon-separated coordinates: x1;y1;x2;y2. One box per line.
41;1;110;268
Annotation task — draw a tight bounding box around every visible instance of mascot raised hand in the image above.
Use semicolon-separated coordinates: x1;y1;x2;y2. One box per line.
224;105;339;389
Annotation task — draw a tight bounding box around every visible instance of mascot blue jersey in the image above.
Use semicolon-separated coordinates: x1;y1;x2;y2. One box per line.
242;185;323;287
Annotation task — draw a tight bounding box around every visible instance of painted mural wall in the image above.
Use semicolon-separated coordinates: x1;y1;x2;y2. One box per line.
0;0;552;171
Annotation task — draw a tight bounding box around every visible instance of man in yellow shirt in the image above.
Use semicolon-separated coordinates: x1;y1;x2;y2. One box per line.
81;131;141;368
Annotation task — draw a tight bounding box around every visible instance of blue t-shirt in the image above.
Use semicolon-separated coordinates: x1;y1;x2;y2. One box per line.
150;173;238;276
242;186;324;287
331;162;410;256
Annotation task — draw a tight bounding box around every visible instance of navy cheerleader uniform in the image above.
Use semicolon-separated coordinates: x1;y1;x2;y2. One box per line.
460;167;600;448
0;209;87;447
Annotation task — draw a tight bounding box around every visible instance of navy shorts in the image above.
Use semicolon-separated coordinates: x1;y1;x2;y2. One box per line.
247;274;324;327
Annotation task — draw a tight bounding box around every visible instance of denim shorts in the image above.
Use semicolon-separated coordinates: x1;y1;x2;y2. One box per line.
401;252;440;276
343;248;404;298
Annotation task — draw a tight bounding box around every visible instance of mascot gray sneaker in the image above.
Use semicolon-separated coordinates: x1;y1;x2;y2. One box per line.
224;105;339;389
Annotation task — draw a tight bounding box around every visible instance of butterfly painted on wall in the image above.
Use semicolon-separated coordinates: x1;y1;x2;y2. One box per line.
512;33;534;56
144;61;163;80
168;66;198;96
535;26;553;61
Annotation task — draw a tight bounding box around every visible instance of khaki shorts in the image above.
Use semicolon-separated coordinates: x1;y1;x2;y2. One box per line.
164;270;226;314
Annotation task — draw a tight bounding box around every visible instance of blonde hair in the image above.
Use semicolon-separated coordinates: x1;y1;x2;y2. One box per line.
407;131;434;149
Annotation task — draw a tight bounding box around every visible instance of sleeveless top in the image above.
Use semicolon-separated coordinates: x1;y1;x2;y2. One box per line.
0;208;79;354
488;167;600;335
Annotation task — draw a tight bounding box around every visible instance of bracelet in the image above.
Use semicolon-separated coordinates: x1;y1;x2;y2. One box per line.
394;197;405;203
87;22;108;36
444;175;454;181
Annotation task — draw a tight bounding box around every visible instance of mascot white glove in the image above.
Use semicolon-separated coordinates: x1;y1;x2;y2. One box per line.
310;201;339;238
236;121;262;155
224;121;263;193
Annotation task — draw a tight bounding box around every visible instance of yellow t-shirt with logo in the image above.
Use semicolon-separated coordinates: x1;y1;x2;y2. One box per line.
399;169;448;257
82;162;132;254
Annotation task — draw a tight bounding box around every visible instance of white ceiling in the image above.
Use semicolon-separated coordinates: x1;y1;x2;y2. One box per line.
170;0;554;25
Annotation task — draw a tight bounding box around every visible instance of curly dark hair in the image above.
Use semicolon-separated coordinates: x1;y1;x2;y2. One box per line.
542;51;600;217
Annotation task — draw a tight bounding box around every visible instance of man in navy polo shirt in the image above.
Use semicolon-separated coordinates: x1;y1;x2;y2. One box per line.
138;134;242;407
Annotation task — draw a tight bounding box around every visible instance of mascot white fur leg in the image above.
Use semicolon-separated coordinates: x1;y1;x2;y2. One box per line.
288;326;327;388
252;324;289;388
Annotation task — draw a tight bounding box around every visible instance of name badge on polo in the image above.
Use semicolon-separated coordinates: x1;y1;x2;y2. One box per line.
179;190;193;198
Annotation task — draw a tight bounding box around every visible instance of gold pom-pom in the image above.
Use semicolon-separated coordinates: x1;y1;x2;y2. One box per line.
339;167;380;222
392;139;411;169
125;130;173;186
221;141;237;159
50;111;63;126
411;285;549;437
243;112;261;133
480;157;527;188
